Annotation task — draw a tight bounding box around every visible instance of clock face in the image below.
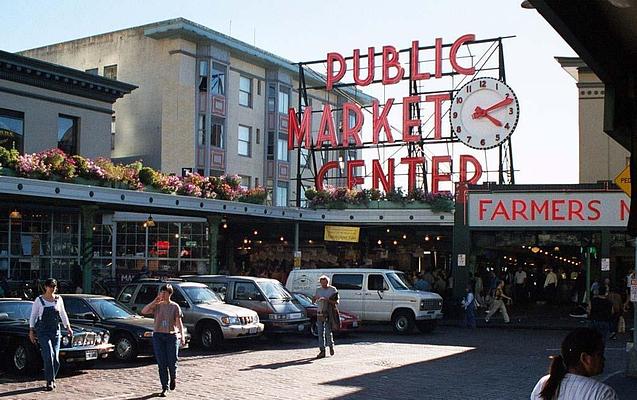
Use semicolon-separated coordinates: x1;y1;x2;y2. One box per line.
450;77;520;150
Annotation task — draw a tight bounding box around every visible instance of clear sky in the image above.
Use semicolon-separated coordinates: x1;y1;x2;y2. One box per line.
2;0;579;185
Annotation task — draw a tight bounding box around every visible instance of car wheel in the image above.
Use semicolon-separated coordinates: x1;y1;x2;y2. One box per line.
198;322;223;350
113;334;138;362
416;320;437;333
391;311;415;335
10;341;37;374
310;319;318;337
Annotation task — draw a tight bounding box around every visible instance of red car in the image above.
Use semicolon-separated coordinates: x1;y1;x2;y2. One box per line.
292;292;359;337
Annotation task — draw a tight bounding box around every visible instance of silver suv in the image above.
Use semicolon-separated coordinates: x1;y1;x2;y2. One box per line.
117;280;264;350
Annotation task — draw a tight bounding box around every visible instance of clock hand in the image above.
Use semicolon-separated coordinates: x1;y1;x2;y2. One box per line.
472;106;503;126
483;97;513;113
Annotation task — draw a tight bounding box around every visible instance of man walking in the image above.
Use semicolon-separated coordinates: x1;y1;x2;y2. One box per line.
513;266;527;306
313;275;339;359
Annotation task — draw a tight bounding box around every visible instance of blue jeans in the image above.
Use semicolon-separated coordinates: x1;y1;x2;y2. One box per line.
591;320;610;343
465;307;476;329
152;333;179;390
317;319;333;350
36;329;60;384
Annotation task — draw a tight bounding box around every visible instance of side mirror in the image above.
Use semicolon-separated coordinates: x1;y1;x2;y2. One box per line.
82;312;98;321
254;293;265;302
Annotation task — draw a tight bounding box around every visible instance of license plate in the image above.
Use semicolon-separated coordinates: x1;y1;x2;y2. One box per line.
352;321;358;328
85;350;98;360
289;313;302;319
248;327;257;334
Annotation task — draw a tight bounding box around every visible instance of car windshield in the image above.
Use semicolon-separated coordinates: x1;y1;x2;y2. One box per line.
257;281;292;300
89;299;136;319
0;302;32;320
293;293;313;307
387;272;410;291
182;286;221;304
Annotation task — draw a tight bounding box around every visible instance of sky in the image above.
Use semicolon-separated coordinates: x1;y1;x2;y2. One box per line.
1;0;580;186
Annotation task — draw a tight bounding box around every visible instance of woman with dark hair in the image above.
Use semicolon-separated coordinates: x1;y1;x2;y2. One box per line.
530;328;618;399
142;284;186;397
28;278;72;391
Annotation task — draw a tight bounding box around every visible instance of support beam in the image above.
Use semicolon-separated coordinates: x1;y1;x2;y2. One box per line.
207;215;221;274
81;205;98;294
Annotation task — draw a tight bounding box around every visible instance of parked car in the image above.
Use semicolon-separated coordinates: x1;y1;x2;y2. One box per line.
0;299;114;374
61;294;189;361
286;268;443;334
291;292;359;337
117;279;263;350
182;275;309;334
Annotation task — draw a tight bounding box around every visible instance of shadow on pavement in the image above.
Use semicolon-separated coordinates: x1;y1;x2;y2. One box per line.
124;393;164;400
240;356;316;371
0;387;44;398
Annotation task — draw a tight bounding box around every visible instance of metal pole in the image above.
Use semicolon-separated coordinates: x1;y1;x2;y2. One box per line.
628;241;637;376
294;222;299;253
585;249;591;306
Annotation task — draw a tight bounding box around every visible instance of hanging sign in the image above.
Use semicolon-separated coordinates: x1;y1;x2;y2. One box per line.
601;258;610;272
324;226;360;243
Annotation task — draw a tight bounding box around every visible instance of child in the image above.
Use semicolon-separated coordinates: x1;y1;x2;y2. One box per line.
461;283;477;329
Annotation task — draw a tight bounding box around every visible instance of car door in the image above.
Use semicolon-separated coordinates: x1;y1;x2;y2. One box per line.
331;273;364;318
132;284;159;315
364;274;393;321
230;281;269;318
64;297;98;326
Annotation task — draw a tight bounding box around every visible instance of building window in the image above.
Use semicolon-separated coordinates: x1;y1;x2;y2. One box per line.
257;80;262;96
267;131;275;160
301;148;309;167
238;125;251;157
278;88;289;114
211;119;223;149
197;115;206;146
277;133;288;162
255;177;259;187
267;84;276;112
57;115;79;155
111;116;116;151
103;65;117;80
239;175;251;190
85;68;98;75
211;63;225;96
0;108;24;153
239;76;252;107
276;183;288;207
256;128;260;145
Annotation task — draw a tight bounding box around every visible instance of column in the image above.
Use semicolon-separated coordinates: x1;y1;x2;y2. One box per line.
207;216;221;274
452;199;471;299
81;206;98;294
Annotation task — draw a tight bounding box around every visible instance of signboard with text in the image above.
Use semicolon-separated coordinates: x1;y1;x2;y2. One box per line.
324;226;361;243
468;192;629;228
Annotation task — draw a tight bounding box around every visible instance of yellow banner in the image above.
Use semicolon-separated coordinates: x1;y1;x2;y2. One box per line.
324;225;360;243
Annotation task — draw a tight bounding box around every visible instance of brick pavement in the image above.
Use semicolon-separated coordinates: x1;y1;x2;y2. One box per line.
0;326;634;400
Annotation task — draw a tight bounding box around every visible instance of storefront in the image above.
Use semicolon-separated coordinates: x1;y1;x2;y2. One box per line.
452;182;633;299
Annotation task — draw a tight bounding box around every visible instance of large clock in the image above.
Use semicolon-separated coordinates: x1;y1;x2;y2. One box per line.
450;77;520;150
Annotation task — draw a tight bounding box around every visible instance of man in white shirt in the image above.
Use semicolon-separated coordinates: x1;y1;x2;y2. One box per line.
514;266;527;306
544;267;558;305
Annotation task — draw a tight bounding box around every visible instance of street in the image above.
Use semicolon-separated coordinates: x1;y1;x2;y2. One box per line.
0;325;632;400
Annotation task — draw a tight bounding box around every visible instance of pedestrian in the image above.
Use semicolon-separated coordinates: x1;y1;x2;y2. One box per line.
313;275;339;359
461;283;477;328
607;286;623;340
530;327;618;399
514;266;527;306
414;273;431;292
544;267;558;305
71;261;83;294
485;280;511;323
28;278;73;391
588;286;613;343
141;284;186;397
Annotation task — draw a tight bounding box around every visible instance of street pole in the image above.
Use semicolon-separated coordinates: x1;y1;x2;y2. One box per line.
585;249;591;305
627;239;637;377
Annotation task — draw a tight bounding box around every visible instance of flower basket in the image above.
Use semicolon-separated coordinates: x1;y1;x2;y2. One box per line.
73;177;100;186
430;199;455;212
0;167;17;177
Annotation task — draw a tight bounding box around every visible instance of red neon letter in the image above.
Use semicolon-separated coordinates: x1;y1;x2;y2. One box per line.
372;158;395;192
372;99;395;144
491;201;511;221
425;93;451;139
315;161;339;191
347;160;366;189
382;45;404;85
511;200;528;221
568;200;585;221
326;52;346;91
552;200;566;221
400;157;423;193
288;106;312;150
431;156;452;193
459;155;483;184
621;199;630;220
434;37;443;78
410;41;430;81
353;47;375;86
342;103;364;147
588;200;601;221
316;104;338;148
402;95;421;142
479;199;492;220
531;200;549;220
450;34;476;76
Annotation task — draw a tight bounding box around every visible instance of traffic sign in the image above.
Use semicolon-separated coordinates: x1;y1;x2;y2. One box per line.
614;165;631;197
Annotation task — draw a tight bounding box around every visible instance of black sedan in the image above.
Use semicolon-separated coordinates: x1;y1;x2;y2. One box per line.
0;300;113;374
62;294;189;361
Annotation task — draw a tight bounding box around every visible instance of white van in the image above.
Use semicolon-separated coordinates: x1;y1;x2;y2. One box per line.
286;268;443;334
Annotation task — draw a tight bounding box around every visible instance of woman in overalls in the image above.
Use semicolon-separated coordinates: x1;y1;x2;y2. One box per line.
28;278;72;391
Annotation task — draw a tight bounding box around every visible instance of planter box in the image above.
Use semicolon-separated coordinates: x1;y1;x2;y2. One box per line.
0;167;17;177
